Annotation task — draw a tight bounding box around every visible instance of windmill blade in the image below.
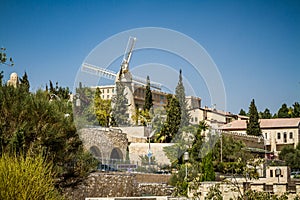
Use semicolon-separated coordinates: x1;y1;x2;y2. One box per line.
81;62;162;90
132;75;162;90
81;62;117;80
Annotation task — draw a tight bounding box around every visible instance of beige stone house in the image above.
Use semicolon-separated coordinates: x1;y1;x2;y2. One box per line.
221;118;300;155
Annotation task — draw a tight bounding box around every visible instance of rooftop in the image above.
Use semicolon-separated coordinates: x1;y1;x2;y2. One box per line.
221;118;300;130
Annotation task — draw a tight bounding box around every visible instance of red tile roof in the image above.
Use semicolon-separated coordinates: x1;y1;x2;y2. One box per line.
221;118;300;130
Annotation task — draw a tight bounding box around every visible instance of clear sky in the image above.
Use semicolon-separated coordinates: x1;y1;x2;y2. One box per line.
1;0;299;114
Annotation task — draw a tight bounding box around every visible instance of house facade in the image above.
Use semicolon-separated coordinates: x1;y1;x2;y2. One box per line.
221;118;300;155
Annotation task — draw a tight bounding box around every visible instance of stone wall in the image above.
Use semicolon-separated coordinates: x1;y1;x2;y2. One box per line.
189;181;300;200
79;127;128;161
129;143;173;166
222;131;264;149
63;172;173;200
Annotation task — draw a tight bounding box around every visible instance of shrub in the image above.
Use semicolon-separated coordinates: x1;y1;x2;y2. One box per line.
0;153;62;200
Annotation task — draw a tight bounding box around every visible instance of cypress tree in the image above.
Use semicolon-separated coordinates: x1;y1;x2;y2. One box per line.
143;75;153;112
175;69;190;127
201;152;215;181
111;81;129;126
246;99;262;136
159;95;181;143
19;72;30;93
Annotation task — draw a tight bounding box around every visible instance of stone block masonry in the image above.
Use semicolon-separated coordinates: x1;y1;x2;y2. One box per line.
63;172;173;200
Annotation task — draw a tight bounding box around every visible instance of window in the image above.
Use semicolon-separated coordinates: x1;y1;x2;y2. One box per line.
270;170;273;177
195;117;198;122
283;132;287;143
107;95;110;99
102;95;104;99
107;89;109;93
290;132;293;139
277;132;281;140
265;133;268;139
191;118;194;122
112;88;114;93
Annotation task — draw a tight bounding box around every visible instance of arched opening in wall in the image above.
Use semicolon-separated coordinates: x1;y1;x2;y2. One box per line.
90;146;102;159
110;148;123;160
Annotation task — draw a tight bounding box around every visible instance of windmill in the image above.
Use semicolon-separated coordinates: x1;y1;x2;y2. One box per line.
81;37;162;90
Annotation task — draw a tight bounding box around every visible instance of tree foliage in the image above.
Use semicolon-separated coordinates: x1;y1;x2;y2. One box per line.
277;103;291;118
74;84;98;127
111;80;129;126
279;144;300;169
154;94;181;143
292;102;300;118
239;109;247;116
259;108;272;119
201;152;215;181
94;88;111;127
246;99;262;136
0;152;62;200
0;47;14;66
143;75;153;112
19;72;30;93
175;69;190;127
0;75;98;188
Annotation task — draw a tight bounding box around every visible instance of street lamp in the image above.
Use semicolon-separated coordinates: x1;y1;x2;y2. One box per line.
184;151;189;179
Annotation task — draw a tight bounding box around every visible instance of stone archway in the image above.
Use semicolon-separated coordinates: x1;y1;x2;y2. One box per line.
79;127;128;162
110;147;123;160
89;146;102;158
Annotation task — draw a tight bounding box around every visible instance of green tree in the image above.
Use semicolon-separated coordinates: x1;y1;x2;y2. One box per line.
19;72;30;93
74;84;98;127
246;99;262;136
201;152;215;181
175;69;190;127
260;108;272;119
277;103;291;118
279;144;300;169
154;94;181;143
204;184;223;200
143;75;153;112
94;88;111;127
190;121;207;162
239;109;247;116
111;80;129;126
212;134;253;174
292;102;300;117
0;47;14;66
0;71;3;85
0;77;98;188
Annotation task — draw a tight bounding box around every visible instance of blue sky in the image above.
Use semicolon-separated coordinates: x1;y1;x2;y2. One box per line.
0;0;299;114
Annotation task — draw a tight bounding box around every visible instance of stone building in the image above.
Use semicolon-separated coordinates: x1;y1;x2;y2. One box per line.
189;106;248;128
221;118;300;155
7;72;18;87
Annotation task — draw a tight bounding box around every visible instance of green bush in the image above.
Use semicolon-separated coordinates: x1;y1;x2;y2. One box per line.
0;153;62;200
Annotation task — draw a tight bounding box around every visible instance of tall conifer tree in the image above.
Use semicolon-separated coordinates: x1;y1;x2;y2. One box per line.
175;69;190;127
144;75;153;112
111;71;129;126
246;99;261;136
19;72;30;93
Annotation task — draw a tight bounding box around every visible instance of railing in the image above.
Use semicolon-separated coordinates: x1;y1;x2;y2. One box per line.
96;158;171;174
